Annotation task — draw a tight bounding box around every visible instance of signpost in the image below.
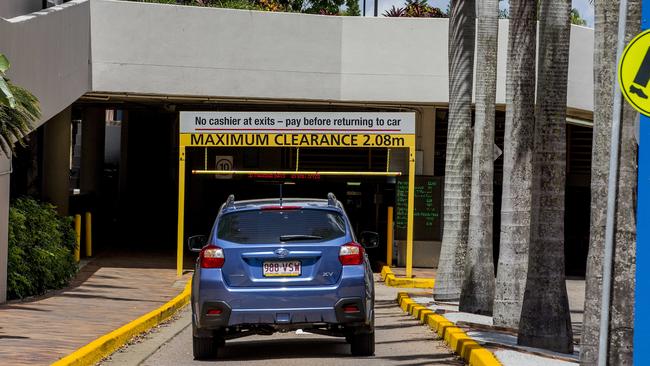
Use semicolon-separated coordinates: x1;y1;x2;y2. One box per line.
176;111;417;277
635;1;650;363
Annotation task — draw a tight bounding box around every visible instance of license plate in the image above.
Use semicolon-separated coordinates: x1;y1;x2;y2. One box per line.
263;261;301;277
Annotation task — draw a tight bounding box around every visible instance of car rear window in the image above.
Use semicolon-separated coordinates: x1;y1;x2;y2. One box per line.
217;209;347;244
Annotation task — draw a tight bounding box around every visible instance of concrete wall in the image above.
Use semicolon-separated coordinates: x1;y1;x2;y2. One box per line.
91;1;344;101
0;0;91;128
90;1;594;112
568;25;595;113
0;0;42;19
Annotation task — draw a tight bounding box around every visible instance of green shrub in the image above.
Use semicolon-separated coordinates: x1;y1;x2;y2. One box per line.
7;197;77;300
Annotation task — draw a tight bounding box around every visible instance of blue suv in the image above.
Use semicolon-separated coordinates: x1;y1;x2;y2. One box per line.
188;193;378;359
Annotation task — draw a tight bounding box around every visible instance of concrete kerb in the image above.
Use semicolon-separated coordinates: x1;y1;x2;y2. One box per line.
396;291;502;366
50;279;192;366
381;266;435;289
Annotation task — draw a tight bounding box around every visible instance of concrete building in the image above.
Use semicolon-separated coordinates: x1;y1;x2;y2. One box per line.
0;0;595;302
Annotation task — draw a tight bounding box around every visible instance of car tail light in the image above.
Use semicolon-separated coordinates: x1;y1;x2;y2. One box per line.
201;245;225;268
342;305;360;313
207;309;222;315
339;242;364;265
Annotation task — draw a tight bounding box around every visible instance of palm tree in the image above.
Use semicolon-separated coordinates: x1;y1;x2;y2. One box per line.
0;54;40;157
458;0;498;315
580;0;640;364
433;0;475;301
492;0;537;328
517;0;573;353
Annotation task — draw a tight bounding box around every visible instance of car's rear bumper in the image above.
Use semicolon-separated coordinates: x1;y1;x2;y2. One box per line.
192;266;369;329
195;297;365;331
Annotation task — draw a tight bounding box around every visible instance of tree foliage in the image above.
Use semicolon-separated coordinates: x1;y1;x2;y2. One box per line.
0;54;40;158
7;197;77;300
344;0;360;16
135;0;364;14
382;0;445;17
570;8;587;25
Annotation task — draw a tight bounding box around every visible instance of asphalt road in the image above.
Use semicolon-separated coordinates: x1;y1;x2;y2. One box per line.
103;276;462;366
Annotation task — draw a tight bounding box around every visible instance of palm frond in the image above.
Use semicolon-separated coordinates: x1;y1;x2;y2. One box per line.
0;82;40;157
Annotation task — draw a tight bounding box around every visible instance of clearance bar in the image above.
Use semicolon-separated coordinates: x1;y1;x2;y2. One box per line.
192;170;403;176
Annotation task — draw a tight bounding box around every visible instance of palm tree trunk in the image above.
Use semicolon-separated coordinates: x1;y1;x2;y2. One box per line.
517;0;573;353
459;0;498;315
433;0;476;302
493;0;537;329
580;1;640;364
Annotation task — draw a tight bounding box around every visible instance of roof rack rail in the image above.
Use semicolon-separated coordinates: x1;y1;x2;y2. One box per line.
327;193;337;207
225;194;236;210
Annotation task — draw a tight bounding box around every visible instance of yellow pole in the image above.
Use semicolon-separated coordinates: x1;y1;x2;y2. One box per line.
84;212;92;257
386;206;393;267
177;146;186;278
406;146;415;278
386;149;391;172
296;148;300;171
74;214;81;262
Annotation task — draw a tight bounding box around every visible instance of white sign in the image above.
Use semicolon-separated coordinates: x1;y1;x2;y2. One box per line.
214;156;233;179
180;112;415;135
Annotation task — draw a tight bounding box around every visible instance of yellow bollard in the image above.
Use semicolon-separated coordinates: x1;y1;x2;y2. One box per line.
387;206;394;267
85;212;92;257
74;214;81;262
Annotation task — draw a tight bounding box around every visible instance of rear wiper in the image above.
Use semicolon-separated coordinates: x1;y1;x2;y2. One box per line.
279;234;324;241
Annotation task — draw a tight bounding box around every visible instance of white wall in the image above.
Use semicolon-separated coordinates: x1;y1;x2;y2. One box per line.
0;0;91;128
90;1;594;112
0;0;42;19
568;25;595;112
91;1;344;101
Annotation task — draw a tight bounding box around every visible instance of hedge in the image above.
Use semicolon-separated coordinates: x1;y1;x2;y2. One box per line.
7;197;77;300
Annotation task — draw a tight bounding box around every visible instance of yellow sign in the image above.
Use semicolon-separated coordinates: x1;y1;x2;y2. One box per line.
176;112;418;280
619;30;650;116
181;133;414;148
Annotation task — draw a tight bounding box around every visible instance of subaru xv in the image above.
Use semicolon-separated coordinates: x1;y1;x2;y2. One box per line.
188;193;377;359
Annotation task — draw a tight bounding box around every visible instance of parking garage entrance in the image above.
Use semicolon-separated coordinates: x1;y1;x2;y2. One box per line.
177;111;417;277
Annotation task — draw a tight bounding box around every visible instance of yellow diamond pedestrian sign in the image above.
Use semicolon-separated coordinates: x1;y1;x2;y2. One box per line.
620;30;650;116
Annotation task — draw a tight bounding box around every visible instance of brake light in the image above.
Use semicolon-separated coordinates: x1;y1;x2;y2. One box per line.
207;309;222;315
261;205;301;211
339;242;364;265
342;305;360;313
201;245;225;268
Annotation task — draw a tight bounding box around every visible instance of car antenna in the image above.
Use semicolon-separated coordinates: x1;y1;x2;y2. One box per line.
279;183;283;207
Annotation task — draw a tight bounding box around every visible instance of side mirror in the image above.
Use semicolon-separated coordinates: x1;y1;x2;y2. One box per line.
187;235;207;253
359;231;379;249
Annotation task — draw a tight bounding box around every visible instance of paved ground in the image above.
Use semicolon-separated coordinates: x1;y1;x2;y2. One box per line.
102;275;463;366
0;251;192;366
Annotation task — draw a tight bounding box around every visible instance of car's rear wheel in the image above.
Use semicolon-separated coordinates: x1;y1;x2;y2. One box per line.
350;329;375;356
193;335;220;360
